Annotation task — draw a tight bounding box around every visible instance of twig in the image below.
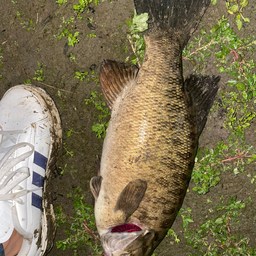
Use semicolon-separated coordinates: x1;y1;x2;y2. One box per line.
18;61;74;94
218;244;225;250
222;154;252;162
226;216;239;249
83;219;100;244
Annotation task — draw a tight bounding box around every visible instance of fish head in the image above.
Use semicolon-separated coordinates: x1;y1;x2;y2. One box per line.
101;225;155;256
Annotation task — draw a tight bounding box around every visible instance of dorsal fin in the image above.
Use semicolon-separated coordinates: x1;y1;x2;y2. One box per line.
184;74;220;136
99;60;139;110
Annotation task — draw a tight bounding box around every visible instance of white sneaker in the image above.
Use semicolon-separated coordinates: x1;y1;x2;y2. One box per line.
0;85;62;256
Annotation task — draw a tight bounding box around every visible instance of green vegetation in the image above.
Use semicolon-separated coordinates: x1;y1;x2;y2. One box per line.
33;62;45;82
16;11;35;31
54;0;101;47
126;10;148;65
178;196;255;255
55;187;102;255
56;0;67;7
211;0;250;30
85;91;111;138
182;15;256;192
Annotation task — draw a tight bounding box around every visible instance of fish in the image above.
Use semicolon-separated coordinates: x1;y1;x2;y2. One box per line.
90;0;220;255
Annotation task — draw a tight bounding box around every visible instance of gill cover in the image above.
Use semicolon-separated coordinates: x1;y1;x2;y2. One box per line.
102;230;155;256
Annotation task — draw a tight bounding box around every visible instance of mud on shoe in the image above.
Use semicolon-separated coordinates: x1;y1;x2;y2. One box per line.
0;85;62;256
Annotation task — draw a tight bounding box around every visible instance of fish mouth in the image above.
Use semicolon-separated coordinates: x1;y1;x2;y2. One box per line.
101;224;154;256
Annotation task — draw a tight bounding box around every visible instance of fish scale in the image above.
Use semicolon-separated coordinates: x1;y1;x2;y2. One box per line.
99;34;196;235
90;0;220;255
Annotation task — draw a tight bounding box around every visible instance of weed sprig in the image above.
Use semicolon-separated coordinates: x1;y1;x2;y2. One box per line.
178;196;255;255
126;11;148;66
85;91;111;138
55;0;101;47
56;187;102;255
211;0;250;30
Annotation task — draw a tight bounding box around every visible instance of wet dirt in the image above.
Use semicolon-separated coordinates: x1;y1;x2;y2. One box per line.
0;0;256;255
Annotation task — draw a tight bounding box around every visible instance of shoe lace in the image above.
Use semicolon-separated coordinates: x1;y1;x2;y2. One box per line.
0;130;35;239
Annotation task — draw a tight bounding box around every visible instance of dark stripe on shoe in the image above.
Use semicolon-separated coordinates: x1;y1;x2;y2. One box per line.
0;244;4;256
32;172;44;187
32;192;42;209
33;151;48;170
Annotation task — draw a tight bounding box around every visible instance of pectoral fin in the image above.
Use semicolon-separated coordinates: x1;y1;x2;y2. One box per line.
100;59;139;110
114;179;147;219
90;176;103;200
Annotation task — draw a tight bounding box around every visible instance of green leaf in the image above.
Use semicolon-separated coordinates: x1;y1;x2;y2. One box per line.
215;51;222;58
73;5;80;9
237;19;242;30
234;167;239;175
236;82;246;91
215;218;223;224
230;4;239;13
132;11;148;33
228;79;237;86
219;67;224;73
244;17;250;22
240;0;248;8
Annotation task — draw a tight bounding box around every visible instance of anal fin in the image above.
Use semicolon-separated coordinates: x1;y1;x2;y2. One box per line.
100;60;139;110
114;179;147;220
184;74;220;136
90;176;103;200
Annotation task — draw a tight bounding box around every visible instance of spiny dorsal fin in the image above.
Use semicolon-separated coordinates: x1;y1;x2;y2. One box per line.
90;176;103;200
114;179;147;220
184;74;220;136
100;60;139;110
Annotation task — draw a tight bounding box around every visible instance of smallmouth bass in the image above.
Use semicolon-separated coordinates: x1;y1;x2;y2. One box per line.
90;0;220;255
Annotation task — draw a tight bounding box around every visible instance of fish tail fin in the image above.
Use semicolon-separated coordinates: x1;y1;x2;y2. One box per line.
133;0;211;46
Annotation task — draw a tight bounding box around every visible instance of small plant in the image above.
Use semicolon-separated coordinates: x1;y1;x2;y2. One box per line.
59;163;78;175
67;129;74;138
73;0;100;19
24;79;31;84
56;0;67;6
69;53;76;62
192;142;229;194
211;0;250;30
56;187;102;255
86;33;97;38
57;90;67;109
126;11;148;66
57;29;80;46
85;91;111;138
16;12;35;31
178;196;255;255
74;71;89;81
55;0;102;47
166;229;181;243
192;136;256;194
33;61;45;82
63;142;74;157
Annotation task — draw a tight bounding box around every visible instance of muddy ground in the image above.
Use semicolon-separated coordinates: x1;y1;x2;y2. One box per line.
0;0;256;255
